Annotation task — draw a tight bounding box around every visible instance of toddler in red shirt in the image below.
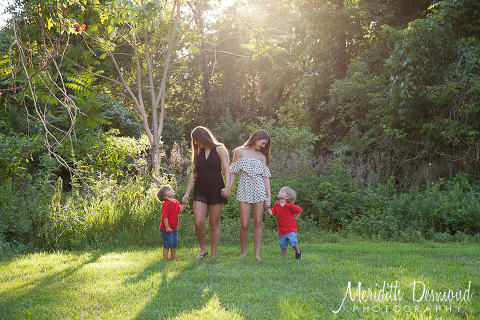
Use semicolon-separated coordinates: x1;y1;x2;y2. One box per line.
157;185;187;261
267;186;302;260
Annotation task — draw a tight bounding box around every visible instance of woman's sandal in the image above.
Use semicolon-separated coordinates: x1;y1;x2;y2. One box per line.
195;251;208;259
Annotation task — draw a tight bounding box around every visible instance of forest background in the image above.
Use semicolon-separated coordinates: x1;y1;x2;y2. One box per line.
0;0;479;254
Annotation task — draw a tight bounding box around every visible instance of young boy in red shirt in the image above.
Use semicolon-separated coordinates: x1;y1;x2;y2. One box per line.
267;186;302;260
157;185;187;261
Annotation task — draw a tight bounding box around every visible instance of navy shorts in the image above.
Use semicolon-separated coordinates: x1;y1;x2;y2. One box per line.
161;229;178;248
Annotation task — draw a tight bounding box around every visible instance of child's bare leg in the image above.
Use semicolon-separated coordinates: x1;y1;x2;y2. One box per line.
282;248;288;258
293;245;300;253
163;247;169;260
171;247;177;259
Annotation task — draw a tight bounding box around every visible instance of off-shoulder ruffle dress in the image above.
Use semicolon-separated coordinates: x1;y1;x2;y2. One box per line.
230;154;271;204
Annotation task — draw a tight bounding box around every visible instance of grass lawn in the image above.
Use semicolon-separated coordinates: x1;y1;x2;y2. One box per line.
1;239;479;319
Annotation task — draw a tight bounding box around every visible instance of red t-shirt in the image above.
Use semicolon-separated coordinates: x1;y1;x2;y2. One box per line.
160;199;181;232
271;201;302;235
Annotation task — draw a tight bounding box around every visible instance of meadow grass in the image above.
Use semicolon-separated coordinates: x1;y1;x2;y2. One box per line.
0;237;479;319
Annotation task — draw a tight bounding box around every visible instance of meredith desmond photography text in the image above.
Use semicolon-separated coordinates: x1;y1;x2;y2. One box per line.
332;281;473;314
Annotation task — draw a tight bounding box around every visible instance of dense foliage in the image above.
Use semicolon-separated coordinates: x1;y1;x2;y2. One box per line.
1;125;479;255
1;0;479;253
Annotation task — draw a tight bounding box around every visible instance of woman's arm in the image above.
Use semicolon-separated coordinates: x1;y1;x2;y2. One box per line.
227;148;241;190
262;156;271;209
182;171;196;205
218;146;231;198
263;176;271;209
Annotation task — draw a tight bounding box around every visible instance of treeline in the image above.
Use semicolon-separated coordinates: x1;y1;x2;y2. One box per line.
1;0;480;253
1;0;479;186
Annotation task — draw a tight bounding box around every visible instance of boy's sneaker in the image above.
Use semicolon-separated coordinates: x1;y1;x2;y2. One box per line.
295;251;302;260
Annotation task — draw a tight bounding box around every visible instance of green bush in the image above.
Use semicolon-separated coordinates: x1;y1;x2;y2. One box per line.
1;172;164;251
293;160;480;240
0;133;43;181
2;146;480;253
299;160;366;230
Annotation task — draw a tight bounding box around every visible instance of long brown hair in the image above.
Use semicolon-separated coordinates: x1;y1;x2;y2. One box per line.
242;129;271;166
190;126;224;172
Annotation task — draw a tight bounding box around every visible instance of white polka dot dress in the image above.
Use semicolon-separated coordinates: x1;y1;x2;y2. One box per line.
230;152;271;204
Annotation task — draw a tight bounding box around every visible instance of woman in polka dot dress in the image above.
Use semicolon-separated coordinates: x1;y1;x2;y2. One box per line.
224;130;271;259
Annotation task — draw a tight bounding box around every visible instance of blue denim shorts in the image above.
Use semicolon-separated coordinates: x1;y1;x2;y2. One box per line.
161;229;178;248
279;232;298;249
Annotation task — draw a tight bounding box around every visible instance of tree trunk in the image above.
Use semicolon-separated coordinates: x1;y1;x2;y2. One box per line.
336;0;348;78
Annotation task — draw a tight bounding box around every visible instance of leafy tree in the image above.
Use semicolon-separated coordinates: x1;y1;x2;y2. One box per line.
7;0;209;182
318;0;480;185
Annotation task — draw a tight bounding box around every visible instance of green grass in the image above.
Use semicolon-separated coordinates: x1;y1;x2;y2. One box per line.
1;239;479;319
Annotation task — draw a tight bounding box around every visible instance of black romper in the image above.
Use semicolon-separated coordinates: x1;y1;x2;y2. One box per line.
193;147;228;205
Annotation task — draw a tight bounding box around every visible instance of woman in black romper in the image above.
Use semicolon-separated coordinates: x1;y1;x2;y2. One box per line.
182;126;230;259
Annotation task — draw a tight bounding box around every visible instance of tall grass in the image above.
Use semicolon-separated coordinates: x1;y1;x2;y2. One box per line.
0;173;163;254
1;153;480;255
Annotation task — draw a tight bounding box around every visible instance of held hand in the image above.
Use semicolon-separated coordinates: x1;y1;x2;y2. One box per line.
182;194;188;205
265;197;271;209
221;188;230;198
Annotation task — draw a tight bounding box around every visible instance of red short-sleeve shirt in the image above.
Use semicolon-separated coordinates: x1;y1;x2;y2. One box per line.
270;201;302;235
160;199;181;232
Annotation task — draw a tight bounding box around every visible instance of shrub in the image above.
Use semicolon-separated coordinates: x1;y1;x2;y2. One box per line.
301;160;367;230
3;145;480;253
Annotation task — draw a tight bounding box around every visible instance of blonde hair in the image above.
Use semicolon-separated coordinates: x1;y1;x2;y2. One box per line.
281;186;296;203
157;185;172;202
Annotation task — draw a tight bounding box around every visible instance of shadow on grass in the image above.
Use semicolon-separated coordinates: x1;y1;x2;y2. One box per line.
132;242;480;319
1;242;478;319
131;252;239;319
0;250;104;318
132;245;320;319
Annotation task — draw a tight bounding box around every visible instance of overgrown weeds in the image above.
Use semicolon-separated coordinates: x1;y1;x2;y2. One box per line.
2;141;480;255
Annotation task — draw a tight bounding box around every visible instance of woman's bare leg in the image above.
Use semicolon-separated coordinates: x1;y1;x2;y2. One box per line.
208;204;223;258
252;202;264;260
193;201;208;255
239;202;252;258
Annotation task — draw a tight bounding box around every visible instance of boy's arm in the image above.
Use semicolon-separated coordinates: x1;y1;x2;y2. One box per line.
179;203;187;213
268;203;277;217
294;205;302;221
163;217;172;232
294;212;301;221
